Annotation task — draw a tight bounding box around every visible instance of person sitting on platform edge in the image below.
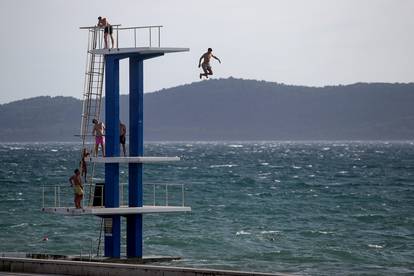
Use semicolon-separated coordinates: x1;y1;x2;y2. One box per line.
120;121;127;157
92;119;105;157
97;16;115;49
69;169;84;209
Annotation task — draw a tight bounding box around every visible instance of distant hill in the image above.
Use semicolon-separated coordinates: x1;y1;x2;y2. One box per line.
1;78;414;142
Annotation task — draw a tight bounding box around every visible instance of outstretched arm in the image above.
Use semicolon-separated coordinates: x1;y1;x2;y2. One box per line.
198;55;204;67
213;55;221;63
69;175;74;186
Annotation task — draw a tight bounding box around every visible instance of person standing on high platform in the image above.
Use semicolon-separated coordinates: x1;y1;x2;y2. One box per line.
97;16;115;49
120;121;127;157
92;119;105;157
198;48;221;79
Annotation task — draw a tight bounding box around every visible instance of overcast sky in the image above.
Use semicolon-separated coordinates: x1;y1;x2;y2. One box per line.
0;0;413;104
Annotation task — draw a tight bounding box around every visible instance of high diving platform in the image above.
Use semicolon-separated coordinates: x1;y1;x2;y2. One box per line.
42;24;191;259
90;156;180;163
93;47;189;56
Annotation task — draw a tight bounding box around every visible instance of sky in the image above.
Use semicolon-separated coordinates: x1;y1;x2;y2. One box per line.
0;0;413;104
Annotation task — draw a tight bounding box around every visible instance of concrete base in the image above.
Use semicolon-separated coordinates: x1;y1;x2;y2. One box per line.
0;257;293;276
0;253;180;264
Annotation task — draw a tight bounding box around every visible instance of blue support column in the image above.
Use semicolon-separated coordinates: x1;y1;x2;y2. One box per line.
127;56;144;257
104;55;121;258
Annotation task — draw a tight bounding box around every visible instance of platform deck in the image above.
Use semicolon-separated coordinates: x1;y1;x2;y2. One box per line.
90;156;180;163
42;206;191;216
91;47;189;56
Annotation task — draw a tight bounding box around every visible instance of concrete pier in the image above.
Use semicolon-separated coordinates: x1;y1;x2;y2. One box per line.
0;257;294;276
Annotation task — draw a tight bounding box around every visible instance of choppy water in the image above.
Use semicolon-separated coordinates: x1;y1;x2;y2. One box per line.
0;142;413;275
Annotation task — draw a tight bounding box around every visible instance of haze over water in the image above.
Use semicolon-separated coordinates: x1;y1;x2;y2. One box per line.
0;142;413;275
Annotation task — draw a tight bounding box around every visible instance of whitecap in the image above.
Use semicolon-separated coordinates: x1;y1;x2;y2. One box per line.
210;164;238;168
261;162;269;166
260;230;280;234
228;144;243;148
292;166;301;169
368;244;383;249
322;147;330;151
258;172;271;176
338;171;348;174
10;223;28;228
50;149;58;152
236;230;251;236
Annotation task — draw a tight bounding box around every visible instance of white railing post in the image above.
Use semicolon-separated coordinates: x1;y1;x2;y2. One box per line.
58;186;61;207
54;186;57;207
158;27;161;47
134;29;137;47
149;28;152;47
165;184;168;206
116;25;119;49
121;184;124;206
42;186;45;208
182;185;185;207
101;185;104;207
153;184;156;206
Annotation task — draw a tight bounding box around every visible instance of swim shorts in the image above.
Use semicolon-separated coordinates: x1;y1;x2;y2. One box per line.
120;135;126;145
104;25;113;34
202;63;212;71
95;136;105;146
74;185;84;196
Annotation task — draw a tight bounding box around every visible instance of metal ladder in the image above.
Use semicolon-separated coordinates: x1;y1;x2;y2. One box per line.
79;27;105;206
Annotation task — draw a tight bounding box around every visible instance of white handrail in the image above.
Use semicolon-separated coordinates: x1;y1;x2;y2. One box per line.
42;182;187;209
80;25;163;50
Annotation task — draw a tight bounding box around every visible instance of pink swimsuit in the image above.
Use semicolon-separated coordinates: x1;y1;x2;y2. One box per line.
95;136;105;145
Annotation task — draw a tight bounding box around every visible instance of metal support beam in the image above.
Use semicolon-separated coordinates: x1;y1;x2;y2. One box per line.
127;57;144;257
104;55;121;258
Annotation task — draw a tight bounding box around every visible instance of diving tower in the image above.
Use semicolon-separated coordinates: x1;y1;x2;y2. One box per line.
42;24;190;259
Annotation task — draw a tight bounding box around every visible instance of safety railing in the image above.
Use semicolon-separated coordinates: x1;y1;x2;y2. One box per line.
80;25;163;50
42;182;187;209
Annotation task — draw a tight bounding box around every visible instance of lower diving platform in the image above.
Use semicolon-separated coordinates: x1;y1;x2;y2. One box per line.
42;205;191;216
41;182;190;216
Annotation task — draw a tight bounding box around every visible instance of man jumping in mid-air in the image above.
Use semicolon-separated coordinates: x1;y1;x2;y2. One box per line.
198;48;221;79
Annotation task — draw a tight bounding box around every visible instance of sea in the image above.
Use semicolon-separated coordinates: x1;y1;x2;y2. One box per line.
0;141;413;276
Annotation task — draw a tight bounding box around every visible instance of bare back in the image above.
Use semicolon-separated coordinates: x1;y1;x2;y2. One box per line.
69;174;82;187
